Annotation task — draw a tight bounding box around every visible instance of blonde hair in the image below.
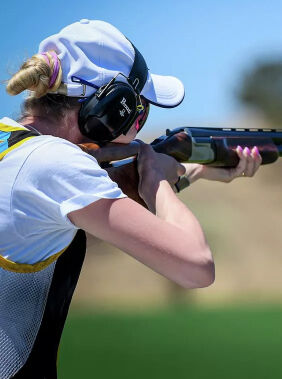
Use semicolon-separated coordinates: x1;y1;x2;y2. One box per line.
6;51;63;98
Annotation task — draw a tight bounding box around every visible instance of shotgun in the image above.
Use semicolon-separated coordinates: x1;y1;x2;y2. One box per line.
80;126;282;204
150;126;282;166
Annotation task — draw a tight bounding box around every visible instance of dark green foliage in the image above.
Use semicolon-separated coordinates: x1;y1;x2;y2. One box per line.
238;61;282;126
58;306;282;379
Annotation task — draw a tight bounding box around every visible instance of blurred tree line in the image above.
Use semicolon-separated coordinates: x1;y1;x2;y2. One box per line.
237;59;282;126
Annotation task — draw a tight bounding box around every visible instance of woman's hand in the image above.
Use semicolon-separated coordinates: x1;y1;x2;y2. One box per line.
137;143;185;204
181;146;262;184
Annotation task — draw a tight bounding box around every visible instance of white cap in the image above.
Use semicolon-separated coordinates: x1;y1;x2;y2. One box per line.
38;19;185;108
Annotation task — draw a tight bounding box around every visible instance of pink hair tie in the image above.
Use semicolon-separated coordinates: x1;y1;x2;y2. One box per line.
41;51;60;88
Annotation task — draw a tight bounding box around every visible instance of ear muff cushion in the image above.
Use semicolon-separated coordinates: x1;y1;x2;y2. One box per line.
79;82;139;142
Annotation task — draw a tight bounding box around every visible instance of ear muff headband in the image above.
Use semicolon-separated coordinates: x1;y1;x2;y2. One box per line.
78;44;149;144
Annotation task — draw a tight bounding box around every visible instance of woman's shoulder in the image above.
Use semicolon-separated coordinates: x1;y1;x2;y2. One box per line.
0;116;81;149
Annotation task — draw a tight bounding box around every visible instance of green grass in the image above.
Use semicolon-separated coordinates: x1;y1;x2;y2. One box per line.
58;305;282;379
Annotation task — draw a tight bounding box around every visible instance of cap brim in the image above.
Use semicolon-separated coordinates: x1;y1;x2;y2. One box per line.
141;72;185;108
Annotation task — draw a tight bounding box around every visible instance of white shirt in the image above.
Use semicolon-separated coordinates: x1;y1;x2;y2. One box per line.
0;117;126;264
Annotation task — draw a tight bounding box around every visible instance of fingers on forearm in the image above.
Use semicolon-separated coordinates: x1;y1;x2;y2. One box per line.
244;146;262;177
234;146;248;176
251;146;262;174
243;147;255;176
235;145;262;178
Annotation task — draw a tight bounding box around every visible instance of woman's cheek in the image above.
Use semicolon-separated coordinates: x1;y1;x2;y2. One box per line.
112;123;138;144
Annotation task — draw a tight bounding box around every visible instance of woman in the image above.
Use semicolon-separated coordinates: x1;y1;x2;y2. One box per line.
0;19;261;378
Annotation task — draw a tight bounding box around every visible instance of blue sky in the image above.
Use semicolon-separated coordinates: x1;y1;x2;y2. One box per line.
1;0;282;137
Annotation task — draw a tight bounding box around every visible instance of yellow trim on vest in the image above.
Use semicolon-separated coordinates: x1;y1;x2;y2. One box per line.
0;122;28;132
0;246;69;273
0;136;36;160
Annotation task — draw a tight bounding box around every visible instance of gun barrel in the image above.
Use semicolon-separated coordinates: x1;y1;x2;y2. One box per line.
186;126;282;142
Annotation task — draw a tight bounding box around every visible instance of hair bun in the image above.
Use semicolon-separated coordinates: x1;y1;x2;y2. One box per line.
6;51;62;98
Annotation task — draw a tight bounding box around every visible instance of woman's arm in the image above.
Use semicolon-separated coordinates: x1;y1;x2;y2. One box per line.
68;144;214;289
182;146;262;184
68;196;214;289
69;144;261;289
83;143;261;203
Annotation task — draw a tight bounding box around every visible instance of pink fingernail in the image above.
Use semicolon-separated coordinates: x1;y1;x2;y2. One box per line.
253;146;259;155
237;145;243;153
244;147;250;155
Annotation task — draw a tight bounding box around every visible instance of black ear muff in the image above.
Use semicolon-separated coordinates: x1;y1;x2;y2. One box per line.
79;81;139;143
78;44;149;143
